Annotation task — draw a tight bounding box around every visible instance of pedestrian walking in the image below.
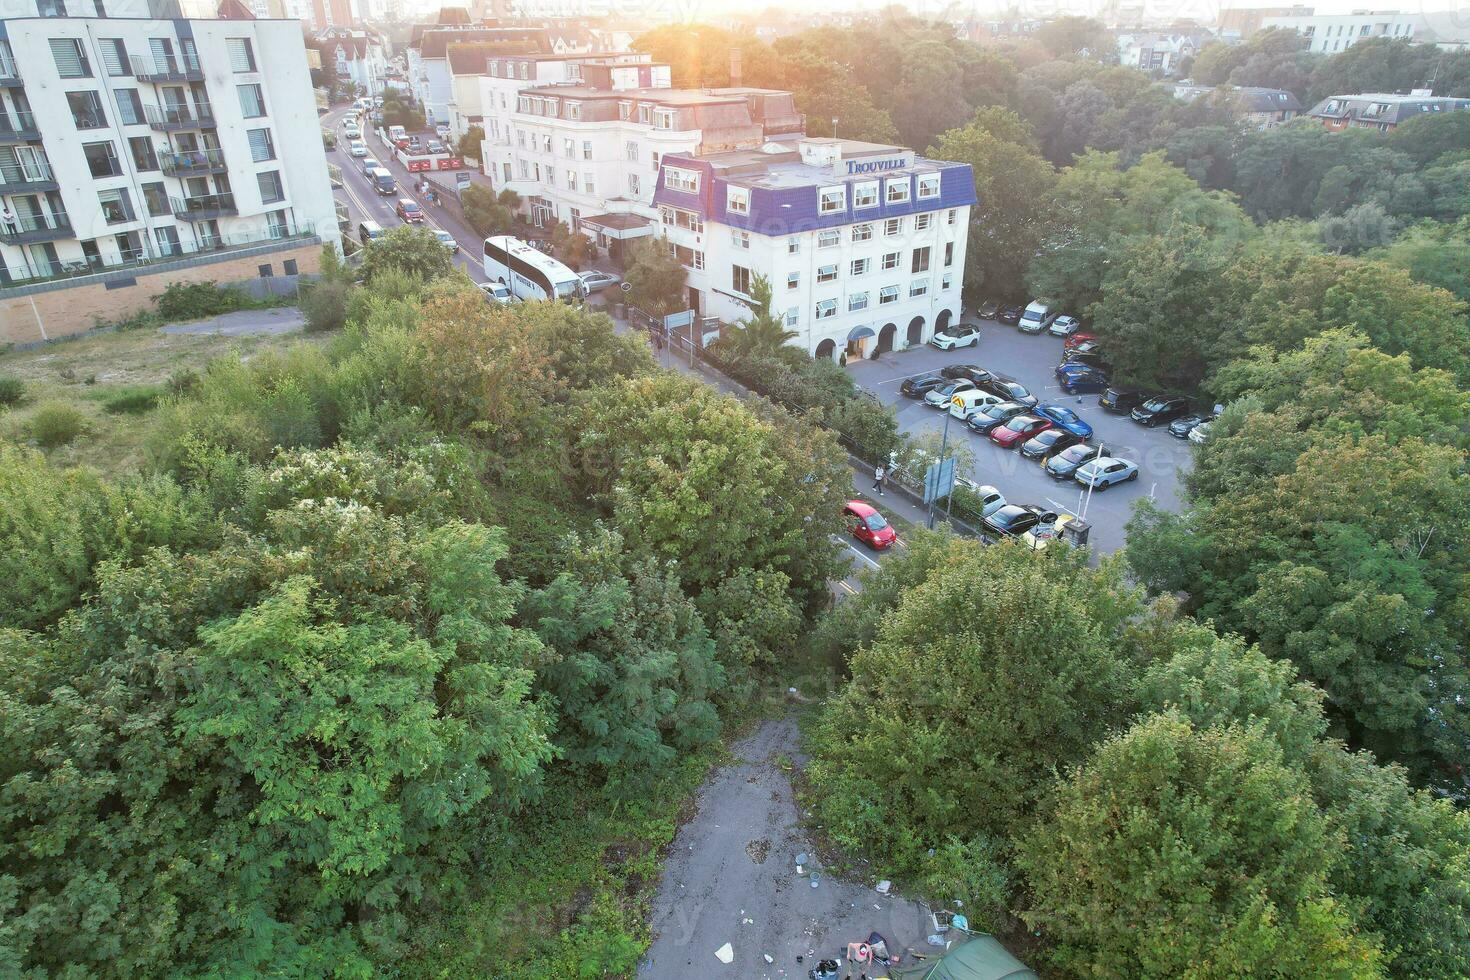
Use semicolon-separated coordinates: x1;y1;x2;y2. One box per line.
873;464;886;496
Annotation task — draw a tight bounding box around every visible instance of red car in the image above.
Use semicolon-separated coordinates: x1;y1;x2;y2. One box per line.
1063;332;1097;353
844;500;898;550
396;198;424;222
989;414;1053;449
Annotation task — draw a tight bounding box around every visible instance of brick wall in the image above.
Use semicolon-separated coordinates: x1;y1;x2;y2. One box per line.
1;242;324;347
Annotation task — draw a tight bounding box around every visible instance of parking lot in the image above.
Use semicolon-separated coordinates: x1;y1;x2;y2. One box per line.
846;317;1191;554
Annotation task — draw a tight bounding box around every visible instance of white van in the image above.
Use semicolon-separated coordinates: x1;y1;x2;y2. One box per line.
1018;301;1054;334
948;388;1005;420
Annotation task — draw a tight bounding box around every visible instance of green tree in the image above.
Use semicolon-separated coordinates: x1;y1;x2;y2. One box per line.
461;183;516;238
360;225;456;284
1370;216;1470;302
1033;16;1112;60
622;238;687;318
806;545;1148;875
1019;713;1385;978
457;124;484;162
718;274;798;359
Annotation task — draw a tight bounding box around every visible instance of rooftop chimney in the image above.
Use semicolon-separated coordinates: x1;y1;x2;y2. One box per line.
730;47;742;88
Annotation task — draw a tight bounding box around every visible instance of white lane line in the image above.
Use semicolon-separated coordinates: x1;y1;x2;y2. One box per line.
837;580;858;595
831;535;882;570
1046;498;1079;517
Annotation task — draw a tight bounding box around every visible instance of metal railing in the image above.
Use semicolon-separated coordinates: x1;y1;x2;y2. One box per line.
0;209;72;244
0;155;54;189
129;52;203;81
1;223;315;288
0;49;20;83
144;101;215;130
159;146;226;176
170;191;237;220
0;109;39;140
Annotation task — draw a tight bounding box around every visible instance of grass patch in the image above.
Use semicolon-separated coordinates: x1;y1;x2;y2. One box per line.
398;749;719;979
29;402;87;448
0;375;24;407
98;385;165;415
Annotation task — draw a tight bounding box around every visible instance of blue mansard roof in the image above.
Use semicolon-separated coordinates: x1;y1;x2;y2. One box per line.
652;138;977;236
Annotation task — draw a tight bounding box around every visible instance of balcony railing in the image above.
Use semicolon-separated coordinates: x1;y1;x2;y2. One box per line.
170;191;237;220
129;52;203;82
0;223;316;289
0;50;21;86
0;156;56;193
0;209;72;245
160;146;227;176
144;101;215;131
0;109;40;142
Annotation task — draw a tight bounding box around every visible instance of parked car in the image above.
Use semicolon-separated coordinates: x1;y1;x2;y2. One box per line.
956;481;1006;518
1188;421;1214;444
396;198;423;222
1169;412;1214;438
899;372;948;398
1097;387;1146;414
1020;428;1084;461
844;500;897;550
358;220;384;246
989;414;1052;449
432;229;458;253
924;379;977;408
979;373;1038;407
929;325;981;350
348;139;368;157
966;400;1028;435
1065;339;1104;359
1075;456;1140;489
1017;301;1054;334
948;388;1005;420
1057;366;1110;395
982;503;1049;539
939;363;993;384
481;281;514;304
1035;404;1094;439
1061;351;1111;374
1048;314;1082;336
977;299;1000;319
1044;443;1101;480
426;140;447;155
577;270;622;292
1131;395;1191;427
1063;332;1097;352
996;305;1023;326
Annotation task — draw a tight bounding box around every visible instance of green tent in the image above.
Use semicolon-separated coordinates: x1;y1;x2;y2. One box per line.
890;936;1037;980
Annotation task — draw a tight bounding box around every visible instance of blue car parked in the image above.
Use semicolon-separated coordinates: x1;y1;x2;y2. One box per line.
1056;364;1110;395
1035;404;1095;439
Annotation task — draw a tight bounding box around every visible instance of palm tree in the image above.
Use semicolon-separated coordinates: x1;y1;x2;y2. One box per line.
722;274;797;356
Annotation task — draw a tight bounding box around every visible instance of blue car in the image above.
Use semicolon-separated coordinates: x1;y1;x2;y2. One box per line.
1036;404;1094;439
1057;366;1110;395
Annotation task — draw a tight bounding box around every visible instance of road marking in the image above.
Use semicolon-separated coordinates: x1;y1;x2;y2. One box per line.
1046;498;1079;517
871;372;929;386
836;539;882;570
837;580;858;595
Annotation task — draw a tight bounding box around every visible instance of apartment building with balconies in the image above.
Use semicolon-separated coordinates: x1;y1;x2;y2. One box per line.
0;3;337;340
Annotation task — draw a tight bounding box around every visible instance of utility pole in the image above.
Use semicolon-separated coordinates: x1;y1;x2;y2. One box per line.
1081;442;1103;521
832;117;839;139
926;407;953;531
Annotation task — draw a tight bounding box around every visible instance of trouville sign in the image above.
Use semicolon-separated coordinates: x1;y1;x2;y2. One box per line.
844;157;910;175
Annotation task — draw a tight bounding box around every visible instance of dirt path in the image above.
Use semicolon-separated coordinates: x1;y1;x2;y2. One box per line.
640;716;932;979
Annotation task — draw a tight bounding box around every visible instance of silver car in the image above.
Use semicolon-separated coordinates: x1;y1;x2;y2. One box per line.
1075;456;1139;489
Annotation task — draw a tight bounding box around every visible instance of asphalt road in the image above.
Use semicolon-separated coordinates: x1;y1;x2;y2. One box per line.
640;717;934;980
846;321;1192;555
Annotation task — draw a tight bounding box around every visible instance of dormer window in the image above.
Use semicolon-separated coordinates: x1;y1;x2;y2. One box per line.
727;186;749;215
886;178;910;204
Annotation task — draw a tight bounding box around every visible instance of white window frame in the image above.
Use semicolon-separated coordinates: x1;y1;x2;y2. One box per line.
879;285;899;305
917;174;941;199
852;180;879;208
664;166;698;193
817;229;840;249
886;178;910;204
815;298;838;319
787;271;800;289
881;251;900;271
851;257;869;276
732;229;750;250
851;223;873;243
818;185;846;214
817;264;838;283
848;292;870;312
910;278;929;298
914;212;933;231
884;217;903;237
727;186;750;215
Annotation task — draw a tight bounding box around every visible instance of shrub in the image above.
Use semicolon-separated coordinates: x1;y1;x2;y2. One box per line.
101;385;164;415
29;402;87;448
0;374;24;406
302;280;351;333
154;281;251;321
828;396;901;463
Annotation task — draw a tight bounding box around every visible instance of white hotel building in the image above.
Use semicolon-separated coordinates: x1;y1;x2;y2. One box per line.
0;4;338;341
476;51;804;255
653;138;975;361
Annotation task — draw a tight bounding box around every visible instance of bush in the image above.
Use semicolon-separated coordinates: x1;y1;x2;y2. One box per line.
155;281;253;321
302;280;351;333
0;374;24;406
29;402;87;448
828;396;901;462
101;385;164;415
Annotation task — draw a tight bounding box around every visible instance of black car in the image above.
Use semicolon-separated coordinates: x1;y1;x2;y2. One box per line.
978;299;1000;319
900;372;947;398
979;373;1038;407
1098;387;1146;414
1062;351;1112;374
940;363;994;384
1168;412;1214;438
1045;443;1101;480
1132;395;1191;427
1019;428;1084;462
982;503;1048;539
966;400;1028;434
996;305;1023;326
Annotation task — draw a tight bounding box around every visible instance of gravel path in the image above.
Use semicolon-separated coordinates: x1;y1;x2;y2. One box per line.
161;308;305;337
640;716;932;979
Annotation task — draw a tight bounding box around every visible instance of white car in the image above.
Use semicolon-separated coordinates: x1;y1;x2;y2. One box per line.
955;480;1007;518
929;325;981;350
1188;421;1213;445
432;229;458;253
1075;456;1139;490
577;270;623;292
343;124;361;140
481;281;514;304
948;388;1005;420
348;139;367;157
1048;314;1082;336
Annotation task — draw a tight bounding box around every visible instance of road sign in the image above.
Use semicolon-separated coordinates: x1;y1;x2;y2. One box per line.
922;457;956;506
664;309;694;330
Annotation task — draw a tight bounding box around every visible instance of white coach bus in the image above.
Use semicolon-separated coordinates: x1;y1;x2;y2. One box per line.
482;236;584;302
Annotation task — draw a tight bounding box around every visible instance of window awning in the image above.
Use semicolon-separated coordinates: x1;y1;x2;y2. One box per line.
847;325;876;341
580;212;653;239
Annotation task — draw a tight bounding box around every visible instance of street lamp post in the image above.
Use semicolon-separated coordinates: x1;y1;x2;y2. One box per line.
926;406;953;531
